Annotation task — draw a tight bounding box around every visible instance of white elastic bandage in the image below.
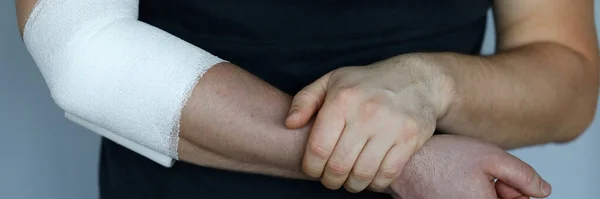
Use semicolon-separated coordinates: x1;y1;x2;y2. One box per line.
24;0;223;166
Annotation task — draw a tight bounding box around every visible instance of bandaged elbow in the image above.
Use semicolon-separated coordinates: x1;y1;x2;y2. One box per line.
23;0;223;165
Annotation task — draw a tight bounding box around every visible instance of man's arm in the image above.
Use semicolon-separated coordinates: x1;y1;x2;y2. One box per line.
435;0;599;149
11;0;541;196
177;63;552;197
15;0;307;177
178;62;310;177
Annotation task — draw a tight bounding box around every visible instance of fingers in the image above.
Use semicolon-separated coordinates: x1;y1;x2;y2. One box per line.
286;72;332;129
343;136;394;193
484;153;551;198
302;100;346;178
369;144;414;191
495;180;526;199
321;123;369;189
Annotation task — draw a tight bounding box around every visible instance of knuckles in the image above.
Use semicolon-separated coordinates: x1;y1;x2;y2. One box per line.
379;166;402;179
357;98;388;121
398;119;420;143
351;167;377;181
336;87;361;105
326;161;353;177
308;142;332;160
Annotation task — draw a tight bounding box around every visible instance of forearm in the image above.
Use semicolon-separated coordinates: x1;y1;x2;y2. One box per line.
19;0;311;177
436;42;599;148
178;138;310;179
179;62;311;176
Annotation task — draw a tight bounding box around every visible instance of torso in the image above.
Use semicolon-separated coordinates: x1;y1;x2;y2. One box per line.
100;1;491;198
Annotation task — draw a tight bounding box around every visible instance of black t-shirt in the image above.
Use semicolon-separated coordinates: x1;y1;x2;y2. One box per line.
99;1;491;198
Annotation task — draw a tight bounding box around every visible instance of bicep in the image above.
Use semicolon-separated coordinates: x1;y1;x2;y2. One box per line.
16;0;38;36
493;0;599;62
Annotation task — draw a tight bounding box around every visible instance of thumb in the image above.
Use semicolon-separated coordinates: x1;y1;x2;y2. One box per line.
495;180;527;199
484;153;551;199
285;72;331;129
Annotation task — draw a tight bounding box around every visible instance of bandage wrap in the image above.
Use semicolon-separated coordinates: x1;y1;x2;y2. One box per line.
24;0;223;166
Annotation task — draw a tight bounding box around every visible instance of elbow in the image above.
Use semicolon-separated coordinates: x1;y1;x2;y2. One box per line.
48;79;90;117
555;53;599;143
50;88;80;115
556;121;592;144
555;93;598;143
556;117;595;144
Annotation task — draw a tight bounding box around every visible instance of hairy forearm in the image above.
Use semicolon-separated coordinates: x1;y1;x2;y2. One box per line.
436;42;599;149
178;138;310;179
179;62;312;177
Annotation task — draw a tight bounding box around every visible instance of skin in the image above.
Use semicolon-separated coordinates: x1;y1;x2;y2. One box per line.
16;0;560;198
286;0;598;193
286;58;447;191
390;135;548;199
179;63;550;199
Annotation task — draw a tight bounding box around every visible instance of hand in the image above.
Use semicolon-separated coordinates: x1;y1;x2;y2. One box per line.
285;55;455;192
390;135;552;199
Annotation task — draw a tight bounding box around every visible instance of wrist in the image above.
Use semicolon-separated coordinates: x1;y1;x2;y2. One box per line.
432;56;458;122
399;53;457;121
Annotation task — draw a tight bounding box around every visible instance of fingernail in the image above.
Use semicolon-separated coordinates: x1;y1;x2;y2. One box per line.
541;180;552;195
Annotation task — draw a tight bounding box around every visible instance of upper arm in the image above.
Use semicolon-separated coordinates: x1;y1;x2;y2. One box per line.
16;0;38;36
493;0;599;63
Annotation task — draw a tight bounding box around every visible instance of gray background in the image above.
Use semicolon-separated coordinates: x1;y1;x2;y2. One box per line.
1;1;598;199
